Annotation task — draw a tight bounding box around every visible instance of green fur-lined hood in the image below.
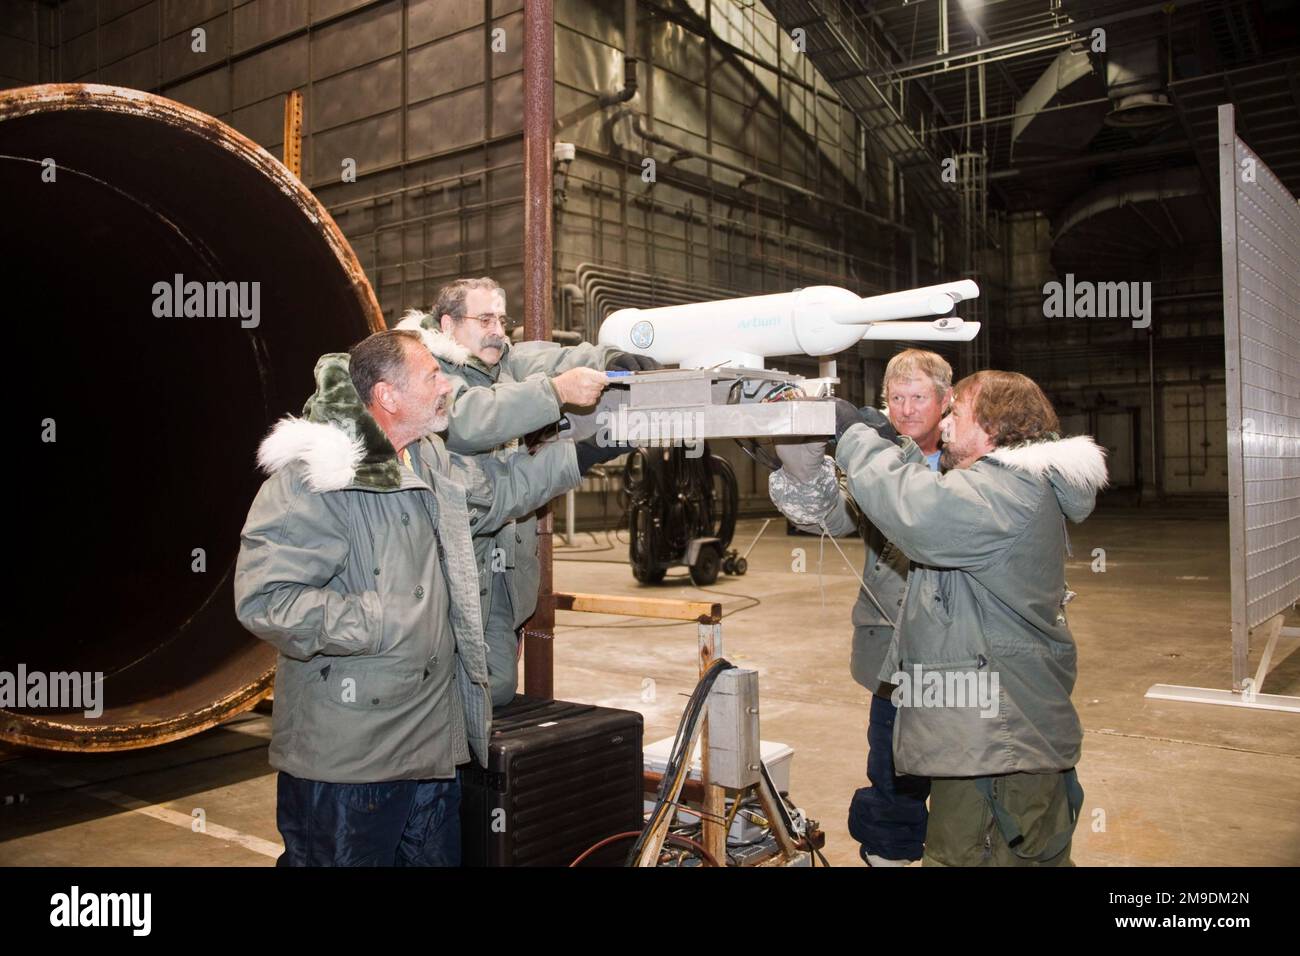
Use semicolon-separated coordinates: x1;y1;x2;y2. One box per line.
256;352;404;491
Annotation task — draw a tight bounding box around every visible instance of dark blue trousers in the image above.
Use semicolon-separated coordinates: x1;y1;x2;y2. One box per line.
275;771;461;867
847;692;931;862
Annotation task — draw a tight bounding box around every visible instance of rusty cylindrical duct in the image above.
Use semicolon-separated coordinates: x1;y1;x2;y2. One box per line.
0;84;382;751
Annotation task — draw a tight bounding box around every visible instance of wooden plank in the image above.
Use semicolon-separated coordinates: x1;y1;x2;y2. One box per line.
757;769;800;861
553;591;721;623
698;622;726;865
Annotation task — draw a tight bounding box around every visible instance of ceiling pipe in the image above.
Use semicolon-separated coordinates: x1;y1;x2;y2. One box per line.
990;141;1191;180
870;0;1210;80
627;111;912;235
600;0;640;107
1052;167;1202;241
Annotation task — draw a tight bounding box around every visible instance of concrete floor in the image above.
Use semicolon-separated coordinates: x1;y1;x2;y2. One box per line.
2;509;1297;866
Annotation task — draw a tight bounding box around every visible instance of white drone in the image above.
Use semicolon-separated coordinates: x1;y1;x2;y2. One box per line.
597;280;980;371
574;280;981;442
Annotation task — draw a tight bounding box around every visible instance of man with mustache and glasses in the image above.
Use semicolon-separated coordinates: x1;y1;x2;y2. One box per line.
397;277;659;707
769;349;951;867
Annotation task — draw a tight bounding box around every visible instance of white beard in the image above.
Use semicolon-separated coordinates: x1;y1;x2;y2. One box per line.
421;397;450;435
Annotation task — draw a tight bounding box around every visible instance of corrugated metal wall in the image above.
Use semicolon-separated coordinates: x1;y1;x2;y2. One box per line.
4;0;929;510
0;0;54;87
24;0;527;320
6;0;919;336
1221;106;1300;646
554;0;894;303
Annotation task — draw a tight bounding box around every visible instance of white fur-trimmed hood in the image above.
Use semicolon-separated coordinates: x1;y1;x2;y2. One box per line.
257;416;365;492
987;434;1108;522
396;310;472;366
987;434;1108;488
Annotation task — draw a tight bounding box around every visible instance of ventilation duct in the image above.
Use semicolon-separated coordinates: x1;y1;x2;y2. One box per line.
1011;47;1109;161
0;85;382;752
1104;41;1174;128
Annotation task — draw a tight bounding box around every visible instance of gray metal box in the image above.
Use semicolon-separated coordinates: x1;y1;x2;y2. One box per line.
707;668;761;789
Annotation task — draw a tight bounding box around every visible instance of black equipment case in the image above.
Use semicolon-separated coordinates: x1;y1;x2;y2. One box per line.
460;696;644;866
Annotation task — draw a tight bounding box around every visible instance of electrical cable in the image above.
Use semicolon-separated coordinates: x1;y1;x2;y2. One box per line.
736;436;782;472
628;658;734;867
721;789;747;838
553;530;613;554
623;445;740;583
569;830;721;867
736;382;817;472
816;517;898;626
711;453;738;548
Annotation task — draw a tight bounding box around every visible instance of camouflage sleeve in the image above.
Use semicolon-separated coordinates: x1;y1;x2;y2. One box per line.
767;456;858;534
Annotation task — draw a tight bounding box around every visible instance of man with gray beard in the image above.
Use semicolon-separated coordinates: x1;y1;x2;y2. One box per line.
235;330;584;865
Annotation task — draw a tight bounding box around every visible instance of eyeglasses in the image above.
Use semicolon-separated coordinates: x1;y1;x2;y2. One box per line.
459;313;514;332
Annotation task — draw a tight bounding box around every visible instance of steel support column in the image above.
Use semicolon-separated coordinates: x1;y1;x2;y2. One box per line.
522;0;556;699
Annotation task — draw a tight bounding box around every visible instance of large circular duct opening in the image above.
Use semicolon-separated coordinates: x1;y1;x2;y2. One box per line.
0;85;382;751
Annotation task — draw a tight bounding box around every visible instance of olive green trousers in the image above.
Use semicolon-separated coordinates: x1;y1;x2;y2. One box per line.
922;769;1083;867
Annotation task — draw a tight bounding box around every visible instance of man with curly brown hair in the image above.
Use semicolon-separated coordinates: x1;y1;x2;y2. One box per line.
806;370;1108;865
769;349;951;866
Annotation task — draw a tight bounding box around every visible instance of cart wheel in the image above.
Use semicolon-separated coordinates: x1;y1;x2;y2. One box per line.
690;544;721;587
722;556;736;575
632;564;667;585
734;557;748;575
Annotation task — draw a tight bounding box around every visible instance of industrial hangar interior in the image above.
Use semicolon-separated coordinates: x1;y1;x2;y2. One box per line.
1;0;1297;884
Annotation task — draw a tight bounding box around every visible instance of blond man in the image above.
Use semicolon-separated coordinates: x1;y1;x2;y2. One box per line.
769;349;951;866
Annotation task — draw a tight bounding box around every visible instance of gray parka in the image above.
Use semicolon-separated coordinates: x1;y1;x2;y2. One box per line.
832;424;1108;778
768;441;933;692
395;314;617;704
234;353;580;783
